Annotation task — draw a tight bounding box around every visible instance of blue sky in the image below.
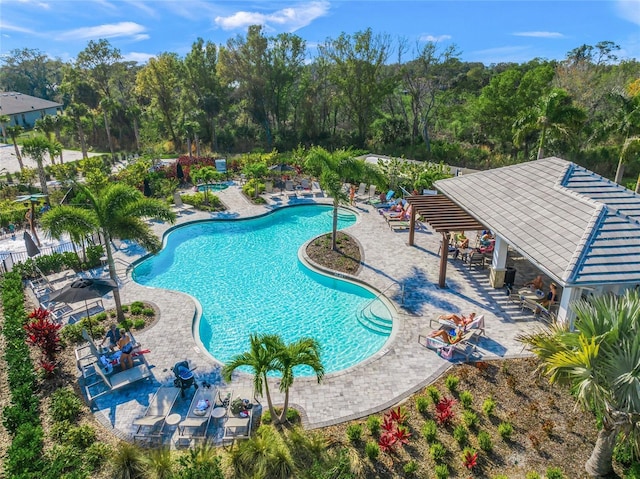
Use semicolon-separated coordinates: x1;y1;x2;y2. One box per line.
1;0;639;65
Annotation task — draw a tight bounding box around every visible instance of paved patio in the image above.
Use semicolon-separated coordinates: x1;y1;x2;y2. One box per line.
82;183;543;446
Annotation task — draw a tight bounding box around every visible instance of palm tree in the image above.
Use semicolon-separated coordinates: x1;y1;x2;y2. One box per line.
41;180;176;322
513;88;586;160
615;136;640;186
0;114;9;142
519;290;640;477
222;333;281;421
21;136;51;196
304;146;383;250
6;124;25;171
272;336;324;424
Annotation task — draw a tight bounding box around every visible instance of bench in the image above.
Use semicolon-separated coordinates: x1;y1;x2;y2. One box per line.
85;361;152;404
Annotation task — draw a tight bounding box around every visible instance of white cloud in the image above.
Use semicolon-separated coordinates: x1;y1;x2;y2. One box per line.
419;34;452;43
215;1;330;32
123;51;156;64
57;22;149;42
124;0;157;18
0;22;37;34
15;0;50;8
615;0;640;25
513;31;564;39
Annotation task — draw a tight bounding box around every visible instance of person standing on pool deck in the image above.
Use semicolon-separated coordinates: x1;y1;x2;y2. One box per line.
349;185;355;205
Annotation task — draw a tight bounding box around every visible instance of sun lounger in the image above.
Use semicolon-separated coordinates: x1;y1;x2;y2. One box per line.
223;388;256;443
360;184;376;202
284;181;297;199
84;361;153;404
177;386;220;441
133;386;181;443
431;315;485;341
173;192;194;214
418;330;477;361
311;181;323;197
369;190;394;205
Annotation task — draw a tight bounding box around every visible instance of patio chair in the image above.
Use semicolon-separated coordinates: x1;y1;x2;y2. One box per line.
353;182;366;200
177;386;219;443
418;330;476;361
133;386;181;443
223;388;257;444
84;360;152;405
284;181;297;199
362;184;377;202
172;193;194;214
311;181;323;197
465;251;486;269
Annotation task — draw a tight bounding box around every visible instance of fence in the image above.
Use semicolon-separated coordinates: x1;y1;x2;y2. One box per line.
0;240;77;273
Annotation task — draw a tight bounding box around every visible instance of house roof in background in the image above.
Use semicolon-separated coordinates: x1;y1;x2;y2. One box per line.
0;92;62;116
434;157;640;287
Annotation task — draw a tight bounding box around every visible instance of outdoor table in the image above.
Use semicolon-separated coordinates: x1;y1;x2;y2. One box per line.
165;413;181;427
518;287;545;302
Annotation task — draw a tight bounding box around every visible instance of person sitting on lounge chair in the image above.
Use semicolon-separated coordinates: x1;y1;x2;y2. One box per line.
429;325;465;344
439;312;476;327
100;324;122;352
117;329;135;370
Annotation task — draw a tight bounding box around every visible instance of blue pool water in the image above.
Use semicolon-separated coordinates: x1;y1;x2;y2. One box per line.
197;183;229;192
132;205;392;375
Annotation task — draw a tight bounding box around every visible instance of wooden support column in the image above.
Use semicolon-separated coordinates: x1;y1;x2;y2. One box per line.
408;202;416;245
438;231;449;288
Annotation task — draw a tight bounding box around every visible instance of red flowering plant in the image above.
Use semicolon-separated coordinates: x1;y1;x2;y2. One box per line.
378;406;412;453
387;406;408;425
24;308;61;374
378;431;397;452
394;425;412;445
435;397;457;425
462;448;478;470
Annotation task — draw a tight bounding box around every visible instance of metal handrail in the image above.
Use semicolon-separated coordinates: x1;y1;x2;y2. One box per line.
359;281;404;321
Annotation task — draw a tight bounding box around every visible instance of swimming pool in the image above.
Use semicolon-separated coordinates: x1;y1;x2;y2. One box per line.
132;205;393;375
197;183;229;192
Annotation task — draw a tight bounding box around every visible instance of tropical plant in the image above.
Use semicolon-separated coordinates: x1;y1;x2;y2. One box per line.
110;441;145;479
176;444;224;479
40;178;176;321
5;124;25;171
22;136;51;195
228;424;294;479
519;290;640;477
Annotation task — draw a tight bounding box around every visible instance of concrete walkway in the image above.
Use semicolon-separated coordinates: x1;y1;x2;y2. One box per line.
89;183;540;445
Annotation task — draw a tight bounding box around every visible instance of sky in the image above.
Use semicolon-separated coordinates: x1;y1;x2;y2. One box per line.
0;0;639;66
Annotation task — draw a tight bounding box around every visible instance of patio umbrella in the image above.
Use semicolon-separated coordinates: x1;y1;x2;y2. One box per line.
143;178;152;197
15;193;48;247
268;163;295;173
23;231;40;257
176;163;185;183
48;278;117;339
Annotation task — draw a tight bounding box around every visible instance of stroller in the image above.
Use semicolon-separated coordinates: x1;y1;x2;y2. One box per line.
172;360;198;397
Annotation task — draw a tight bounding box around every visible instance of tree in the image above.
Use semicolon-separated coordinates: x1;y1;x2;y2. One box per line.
0;114;9;142
519;290;640;477
5;124;24;171
271;336;324;424
0;48;63;99
222;333;280;422
190;166;221;204
41;180;176;321
21;136;51;196
304;146;382;250
513;88;586;160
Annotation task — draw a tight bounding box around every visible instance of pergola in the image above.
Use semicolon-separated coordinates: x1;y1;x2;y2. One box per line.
405;194;486;288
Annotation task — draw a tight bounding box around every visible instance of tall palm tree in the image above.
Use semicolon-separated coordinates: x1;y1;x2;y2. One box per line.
519;290;640;478
41;180;176;322
304;146;383;250
6;124;25;171
513;88;586;160
272;336;324;424
22;136;51;196
222;333;281;421
0;114;9;142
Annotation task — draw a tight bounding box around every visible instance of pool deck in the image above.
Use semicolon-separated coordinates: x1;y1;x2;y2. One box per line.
88;183;541;444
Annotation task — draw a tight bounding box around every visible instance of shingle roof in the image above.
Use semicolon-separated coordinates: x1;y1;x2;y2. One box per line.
434;157;640;287
0;91;62;115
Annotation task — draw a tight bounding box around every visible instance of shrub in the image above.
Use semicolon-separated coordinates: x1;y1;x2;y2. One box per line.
50;387;82;423
459;390;473;409
261;410;273;424
131;301;144;309
130;304;144;315
483;397;496;417
422;419;437;443
435;397;456;424
426;385;440;404
613;435;635;466
286;408;300;422
45;444;84;476
625;463;640;479
346;424;363;443
121;305;130;313
526;473;541;479
133;319;146;329
94;312;108;322
5;423;45;477
430;442;447;461
24;308;62;362
142;307;154;317
66;424;97;449
403;460;418;475
365;441;380;460
434;464;449;479
462;410;479;429
416;396;430;414
545;467;565;479
84;442;112;471
60;322;84;344
453;424;468;447
498;422;513;440
462;447;478;470
366;415;381;436
478;430;493;452
445;375;459;393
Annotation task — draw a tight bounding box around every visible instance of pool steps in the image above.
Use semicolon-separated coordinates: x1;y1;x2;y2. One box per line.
357;300;393;335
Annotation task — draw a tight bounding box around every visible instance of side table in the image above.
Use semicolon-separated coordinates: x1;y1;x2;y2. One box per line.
165;413;181;427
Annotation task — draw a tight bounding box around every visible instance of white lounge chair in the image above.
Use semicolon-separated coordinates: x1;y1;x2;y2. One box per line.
223;388;257;444
133;386;181;443
311;181;323;197
354;182;366;200
284;181;297;199
177;386;219;442
173;192;195;214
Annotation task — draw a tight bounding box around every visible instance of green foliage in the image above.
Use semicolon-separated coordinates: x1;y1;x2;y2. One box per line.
462;410;479;429
50;387;83;423
403;460;418;475
478;430;493;452
65;425;97;449
426;385;440;404
133;319;146;329
242;178;265;198
366;415;381;436
526;472;541;479
498;421;513;440
94;311;108;321
130;303;144;315
614;434;636;467
111;441;145;479
365;441;380;461
453;424;468;447
5;423;45;477
45;444;85;477
493;476;509;479
545;466;566;479
434;464;449;479
346;423;363;443
483;396;497;416
625;463;640;479
430;441;447;461
261;409;273;424
422;419;438;443
84;442;112;471
416;395;430;414
445;374;459;393
459;390;473;409
142;307;154;316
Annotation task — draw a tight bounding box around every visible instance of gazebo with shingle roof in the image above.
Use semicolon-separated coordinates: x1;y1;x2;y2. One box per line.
430;157;640;326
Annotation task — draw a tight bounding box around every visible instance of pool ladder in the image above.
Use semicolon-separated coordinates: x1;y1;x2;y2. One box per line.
356;282;404;335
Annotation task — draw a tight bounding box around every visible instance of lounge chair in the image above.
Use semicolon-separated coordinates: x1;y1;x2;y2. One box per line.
370;190;394;206
361;184;376;202
311;181;323;197
353;182;366;200
417;330;477;361
299;179;314;198
133;386;181;443
84;360;153;404
284;181;297;199
385;204;412;223
173;193;195;214
223;388;257;444
177;386;220;442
